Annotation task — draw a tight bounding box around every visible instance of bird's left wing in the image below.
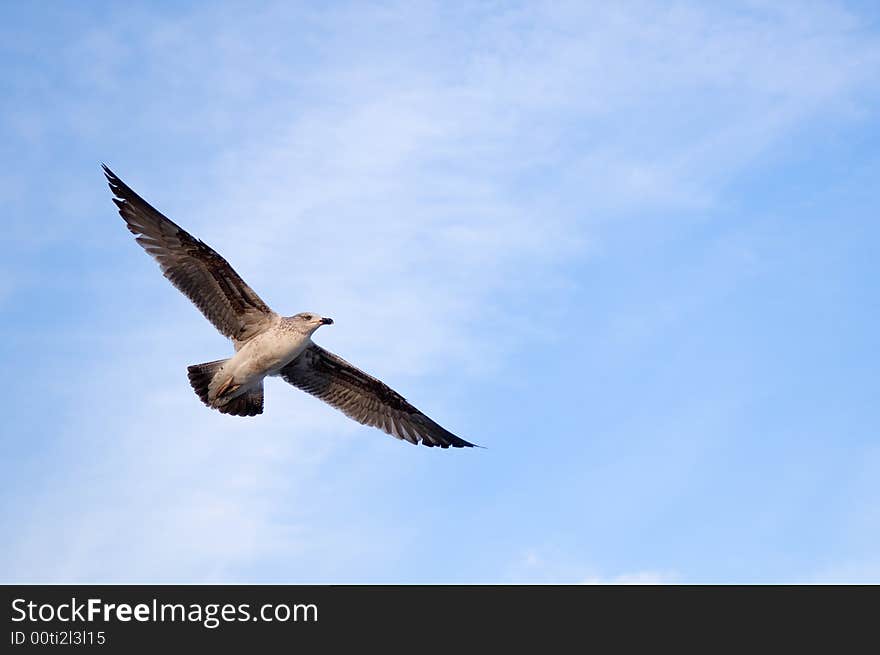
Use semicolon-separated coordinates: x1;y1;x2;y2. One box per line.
280;344;476;448
104;165;276;343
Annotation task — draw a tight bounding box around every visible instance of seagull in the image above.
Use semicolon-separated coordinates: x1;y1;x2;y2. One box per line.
103;165;475;448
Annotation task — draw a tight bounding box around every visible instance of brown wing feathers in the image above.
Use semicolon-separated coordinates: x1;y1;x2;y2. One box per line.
103;165;274;342
281;345;475;448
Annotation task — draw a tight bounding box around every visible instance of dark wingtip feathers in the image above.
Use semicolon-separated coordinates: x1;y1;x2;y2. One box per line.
404;426;479;449
102;163;120;188
101;164;148;212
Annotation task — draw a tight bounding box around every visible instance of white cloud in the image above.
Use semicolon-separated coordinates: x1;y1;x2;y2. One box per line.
581;571;677;585
804;562;880;584
512;548;676;584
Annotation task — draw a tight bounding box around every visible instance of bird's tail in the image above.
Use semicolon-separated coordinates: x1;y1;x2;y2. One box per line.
186;359;264;417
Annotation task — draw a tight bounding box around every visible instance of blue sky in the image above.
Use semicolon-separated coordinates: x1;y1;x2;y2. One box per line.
1;1;879;583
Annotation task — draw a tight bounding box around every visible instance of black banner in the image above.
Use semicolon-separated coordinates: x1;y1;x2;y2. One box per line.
2;585;876;650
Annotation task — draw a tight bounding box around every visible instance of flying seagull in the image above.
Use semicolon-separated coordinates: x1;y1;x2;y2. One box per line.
103;165;475;448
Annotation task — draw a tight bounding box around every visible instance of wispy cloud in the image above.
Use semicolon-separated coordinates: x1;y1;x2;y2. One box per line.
805;561;880;584
581;571;677;585
510;547;676;584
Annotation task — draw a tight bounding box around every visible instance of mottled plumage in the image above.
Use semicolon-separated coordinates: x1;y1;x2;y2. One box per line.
281;345;473;448
103;165;475;449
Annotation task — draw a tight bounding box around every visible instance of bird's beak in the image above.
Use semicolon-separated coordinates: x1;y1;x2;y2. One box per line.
321;317;334;325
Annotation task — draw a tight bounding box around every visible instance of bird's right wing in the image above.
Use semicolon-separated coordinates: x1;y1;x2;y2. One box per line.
104;165;277;343
280;344;476;448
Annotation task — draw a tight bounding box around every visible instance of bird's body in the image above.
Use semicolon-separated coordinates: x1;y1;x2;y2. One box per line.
229;316;314;385
201;315;325;409
103;165;475;448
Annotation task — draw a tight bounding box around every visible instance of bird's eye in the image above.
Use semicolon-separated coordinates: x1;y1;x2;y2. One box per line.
303;314;312;321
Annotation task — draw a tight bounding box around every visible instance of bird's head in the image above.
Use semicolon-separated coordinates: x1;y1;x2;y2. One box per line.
289;312;334;334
